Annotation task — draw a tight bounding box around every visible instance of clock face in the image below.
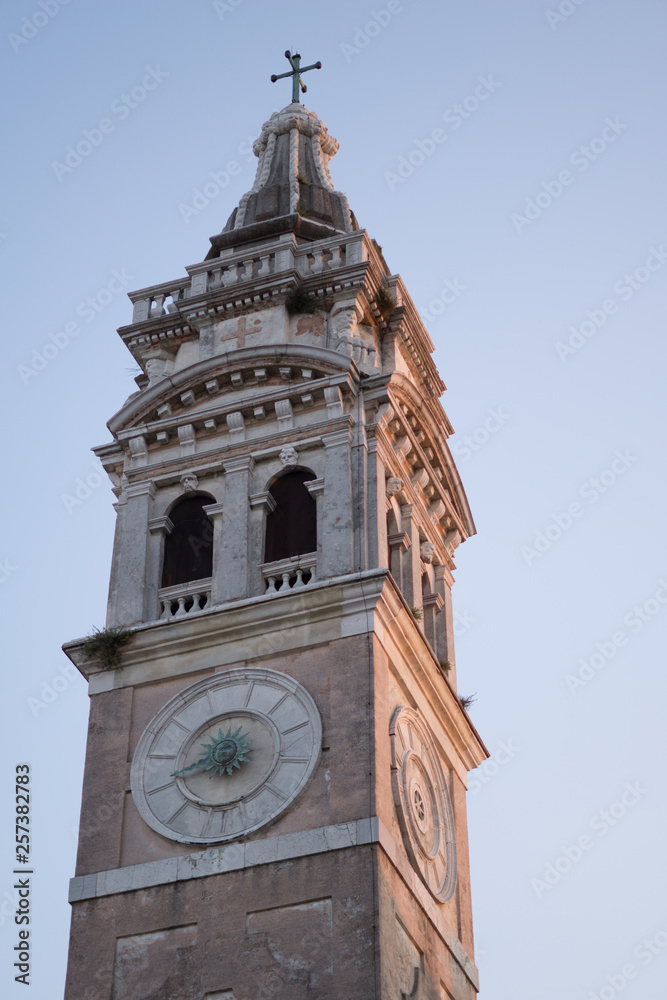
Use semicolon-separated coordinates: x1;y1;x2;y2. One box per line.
390;707;457;902
130;667;322;844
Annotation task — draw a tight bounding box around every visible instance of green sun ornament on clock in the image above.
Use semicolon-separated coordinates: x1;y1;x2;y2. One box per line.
171;725;253;779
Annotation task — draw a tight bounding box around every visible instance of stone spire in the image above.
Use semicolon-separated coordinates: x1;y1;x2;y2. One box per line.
207;103;357;258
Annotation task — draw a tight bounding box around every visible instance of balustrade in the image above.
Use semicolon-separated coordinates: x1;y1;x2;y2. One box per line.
158;578;212;621
261;553;317;594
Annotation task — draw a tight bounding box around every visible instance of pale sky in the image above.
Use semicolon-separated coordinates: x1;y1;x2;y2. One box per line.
2;2;667;998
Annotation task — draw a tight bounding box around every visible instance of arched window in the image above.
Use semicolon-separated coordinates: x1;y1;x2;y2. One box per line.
161;496;214;588
264;471;316;563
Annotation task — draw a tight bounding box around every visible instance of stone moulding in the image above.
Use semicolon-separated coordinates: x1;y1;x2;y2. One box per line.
67;814;479;992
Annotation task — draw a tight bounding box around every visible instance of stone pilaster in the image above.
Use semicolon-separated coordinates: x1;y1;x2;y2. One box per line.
434;564;456;684
202;502;225;604
321;427;353;578
147;515;174;622
248;491;277;596
107;481;156;626
219;456;254;601
398;502;420;608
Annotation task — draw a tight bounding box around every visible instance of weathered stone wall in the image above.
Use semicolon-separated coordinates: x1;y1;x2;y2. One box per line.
65;847;377;1000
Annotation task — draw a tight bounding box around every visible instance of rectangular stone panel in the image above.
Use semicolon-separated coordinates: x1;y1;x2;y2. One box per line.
112;924;197;1000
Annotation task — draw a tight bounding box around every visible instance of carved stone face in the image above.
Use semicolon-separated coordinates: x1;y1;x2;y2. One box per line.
280;446;298;469
420;541;436;564
386;477;403;498
331;305;358;338
145;358;167;384
180;473;199;493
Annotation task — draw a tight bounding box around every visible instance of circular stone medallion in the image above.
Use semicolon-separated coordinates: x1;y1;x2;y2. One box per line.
131;667;322;844
390;706;457;902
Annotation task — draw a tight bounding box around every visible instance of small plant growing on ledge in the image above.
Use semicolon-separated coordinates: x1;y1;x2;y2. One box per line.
81;626;133;670
458;693;477;711
409;605;423;622
438;659;451;675
286;289;319;315
375;286;395;319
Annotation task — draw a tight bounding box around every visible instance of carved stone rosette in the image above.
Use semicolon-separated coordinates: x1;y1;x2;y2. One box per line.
390;706;457;902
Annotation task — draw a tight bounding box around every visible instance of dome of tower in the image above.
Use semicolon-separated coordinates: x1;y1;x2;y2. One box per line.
206;103;358;258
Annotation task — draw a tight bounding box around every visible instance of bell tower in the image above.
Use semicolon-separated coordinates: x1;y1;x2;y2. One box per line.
63;67;487;1000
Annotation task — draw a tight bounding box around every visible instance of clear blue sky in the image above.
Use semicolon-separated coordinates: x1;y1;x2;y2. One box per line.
2;2;667;998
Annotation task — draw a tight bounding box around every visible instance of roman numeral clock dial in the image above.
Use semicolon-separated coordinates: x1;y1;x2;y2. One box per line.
130;668;322;844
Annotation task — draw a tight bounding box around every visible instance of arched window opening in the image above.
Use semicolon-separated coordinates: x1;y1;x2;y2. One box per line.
161;496;214;589
264;471;316;567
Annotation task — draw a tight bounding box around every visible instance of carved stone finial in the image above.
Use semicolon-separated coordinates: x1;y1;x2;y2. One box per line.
180;472;199;493
386;476;403;498
280;445;298;469
420;541;436;564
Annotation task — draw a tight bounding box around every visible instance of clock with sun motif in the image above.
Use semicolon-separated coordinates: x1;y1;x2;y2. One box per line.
390;706;457;902
130;667;322;844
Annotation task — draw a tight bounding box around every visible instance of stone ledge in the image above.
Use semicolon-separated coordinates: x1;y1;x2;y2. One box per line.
68;814;478;990
69;818;372;903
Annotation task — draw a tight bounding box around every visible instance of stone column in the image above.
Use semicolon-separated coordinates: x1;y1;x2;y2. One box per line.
106;481;156;626
218;455;254;602
422;593;445;657
202;502;224;604
398;503;420;608
248;491;276;596
434;564;456;685
147;515;174;621
320;427;353;578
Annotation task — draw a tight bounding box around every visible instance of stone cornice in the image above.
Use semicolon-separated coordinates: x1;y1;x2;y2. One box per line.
107;348;359;436
62;571;486;775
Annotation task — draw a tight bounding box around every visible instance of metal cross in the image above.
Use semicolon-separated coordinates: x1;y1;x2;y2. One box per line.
271;50;322;104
